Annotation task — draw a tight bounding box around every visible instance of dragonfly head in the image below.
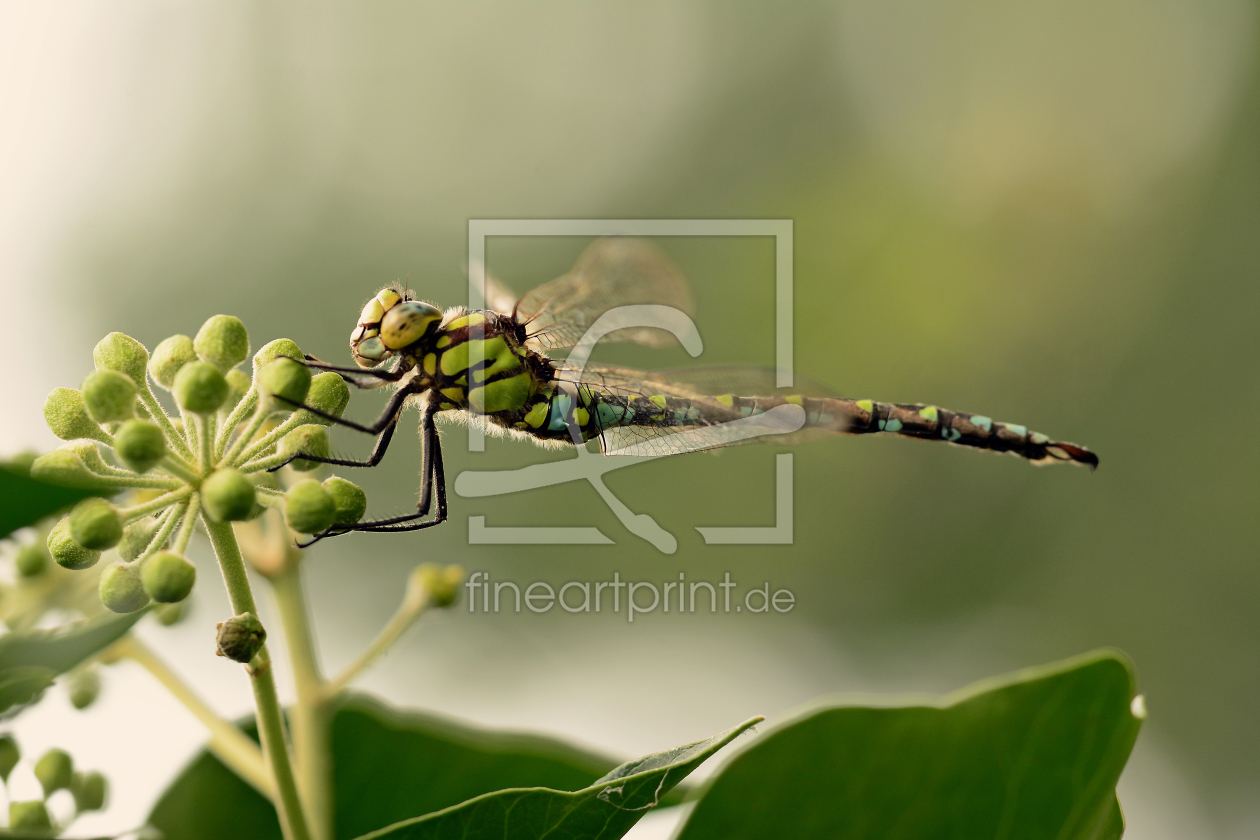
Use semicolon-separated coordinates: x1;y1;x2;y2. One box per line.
350;287;443;368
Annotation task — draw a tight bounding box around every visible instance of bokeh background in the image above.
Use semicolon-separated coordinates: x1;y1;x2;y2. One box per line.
1;2;1256;837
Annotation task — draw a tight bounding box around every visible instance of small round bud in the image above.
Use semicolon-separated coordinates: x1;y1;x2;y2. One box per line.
81;370;137;424
15;543;49;577
155;601;189;627
258;358;312;412
141;551;196;603
284;479;336;534
323;477;367;526
253;338;303;376
30;449;107;490
202;468;257;521
195;315;250;372
414;563;465;608
72;770;108;812
149;334;197;390
223;368;251;413
118;518;163;561
48;518;100;570
43;387;110;443
8;801;52;830
216;612;266;663
34;747;73;795
173;361;229;414
0;735;20;781
113;419;167;473
99;562;150;613
67;667;101;710
93;332;149;386
69;498;123;551
279;425;329;472
296;372;351;426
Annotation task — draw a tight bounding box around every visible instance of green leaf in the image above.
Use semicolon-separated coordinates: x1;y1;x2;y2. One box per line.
674;650;1142;840
149;694;627;840
354;716;760;840
0;464;104;539
0;612;145;717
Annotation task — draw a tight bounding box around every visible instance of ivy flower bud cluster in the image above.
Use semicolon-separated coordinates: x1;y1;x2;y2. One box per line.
31;316;366;616
0;735;108;830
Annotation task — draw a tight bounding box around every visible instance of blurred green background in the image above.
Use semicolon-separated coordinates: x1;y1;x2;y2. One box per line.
1;3;1255;837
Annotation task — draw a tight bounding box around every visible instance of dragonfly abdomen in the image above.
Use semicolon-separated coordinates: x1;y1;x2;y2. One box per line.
822;398;1098;468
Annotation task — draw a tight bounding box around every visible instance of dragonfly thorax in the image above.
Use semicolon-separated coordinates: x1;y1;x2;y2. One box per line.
350;287;442;369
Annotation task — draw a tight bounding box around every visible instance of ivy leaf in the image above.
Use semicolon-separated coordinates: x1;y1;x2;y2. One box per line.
673;650;1141;840
0;611;145;717
352;716;760;840
0;463;104;540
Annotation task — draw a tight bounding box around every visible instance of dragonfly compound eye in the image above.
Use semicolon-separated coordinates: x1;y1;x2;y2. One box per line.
380;300;442;351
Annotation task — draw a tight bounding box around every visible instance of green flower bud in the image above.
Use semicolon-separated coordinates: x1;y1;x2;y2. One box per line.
93;332;149;387
43;387;110;443
202;468;256;521
30;449;106;490
118;517;163;561
81;370;137;424
69;498;123;551
149;334;197;390
284;479;335;534
141;551;196;603
295;372;351;426
113;419;167;473
34;747;73;795
257;358;312;412
0;734;20;781
99;562;150;613
155;601;189;627
216;612;266;663
72;770;108;812
15;543;49;577
173;360;229;414
48;517;100;570
223;368;252;413
279;425;329;472
252;338;303;376
195;315;250;372
8;801;51;830
323;477;367;526
67;667;101;710
414;563;465;608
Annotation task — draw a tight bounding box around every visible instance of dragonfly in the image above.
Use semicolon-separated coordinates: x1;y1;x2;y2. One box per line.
282;238;1098;544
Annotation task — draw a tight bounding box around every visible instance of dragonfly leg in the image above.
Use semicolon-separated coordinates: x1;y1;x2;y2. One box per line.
303;354;405;388
273;380;420;435
294;407;448;547
265;381;419;472
266;412;401;472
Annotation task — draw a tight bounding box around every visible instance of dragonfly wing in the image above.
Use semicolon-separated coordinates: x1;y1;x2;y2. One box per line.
596;405;808;457
552;363;839;399
515;238;695;351
468;259;521;316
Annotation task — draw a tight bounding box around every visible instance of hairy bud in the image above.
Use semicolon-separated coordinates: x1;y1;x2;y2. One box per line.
0;735;19;782
93;332;149;387
67;667;102;710
284;479;336;534
202;467;257;521
43;387;110;443
72;770;108;812
47;518;101;570
323;477;367;526
295;372;350;426
34;747;73;795
81;370;137;424
149;334;197;390
279;425;329;472
174;361;229;414
195;315;250;372
414;563;465;608
216;612;266;663
99;562;150;613
68;498;123;551
141;551;196;603
258;357;312;412
114;419;167;473
15;543;49;578
8;801;51;830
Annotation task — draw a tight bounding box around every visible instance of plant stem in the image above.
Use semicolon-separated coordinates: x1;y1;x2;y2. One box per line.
115;635;274;799
138;386;195;460
237;413;304;466
217;388;260;460
271;565;334;840
324;580;430;698
203;518;311;840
